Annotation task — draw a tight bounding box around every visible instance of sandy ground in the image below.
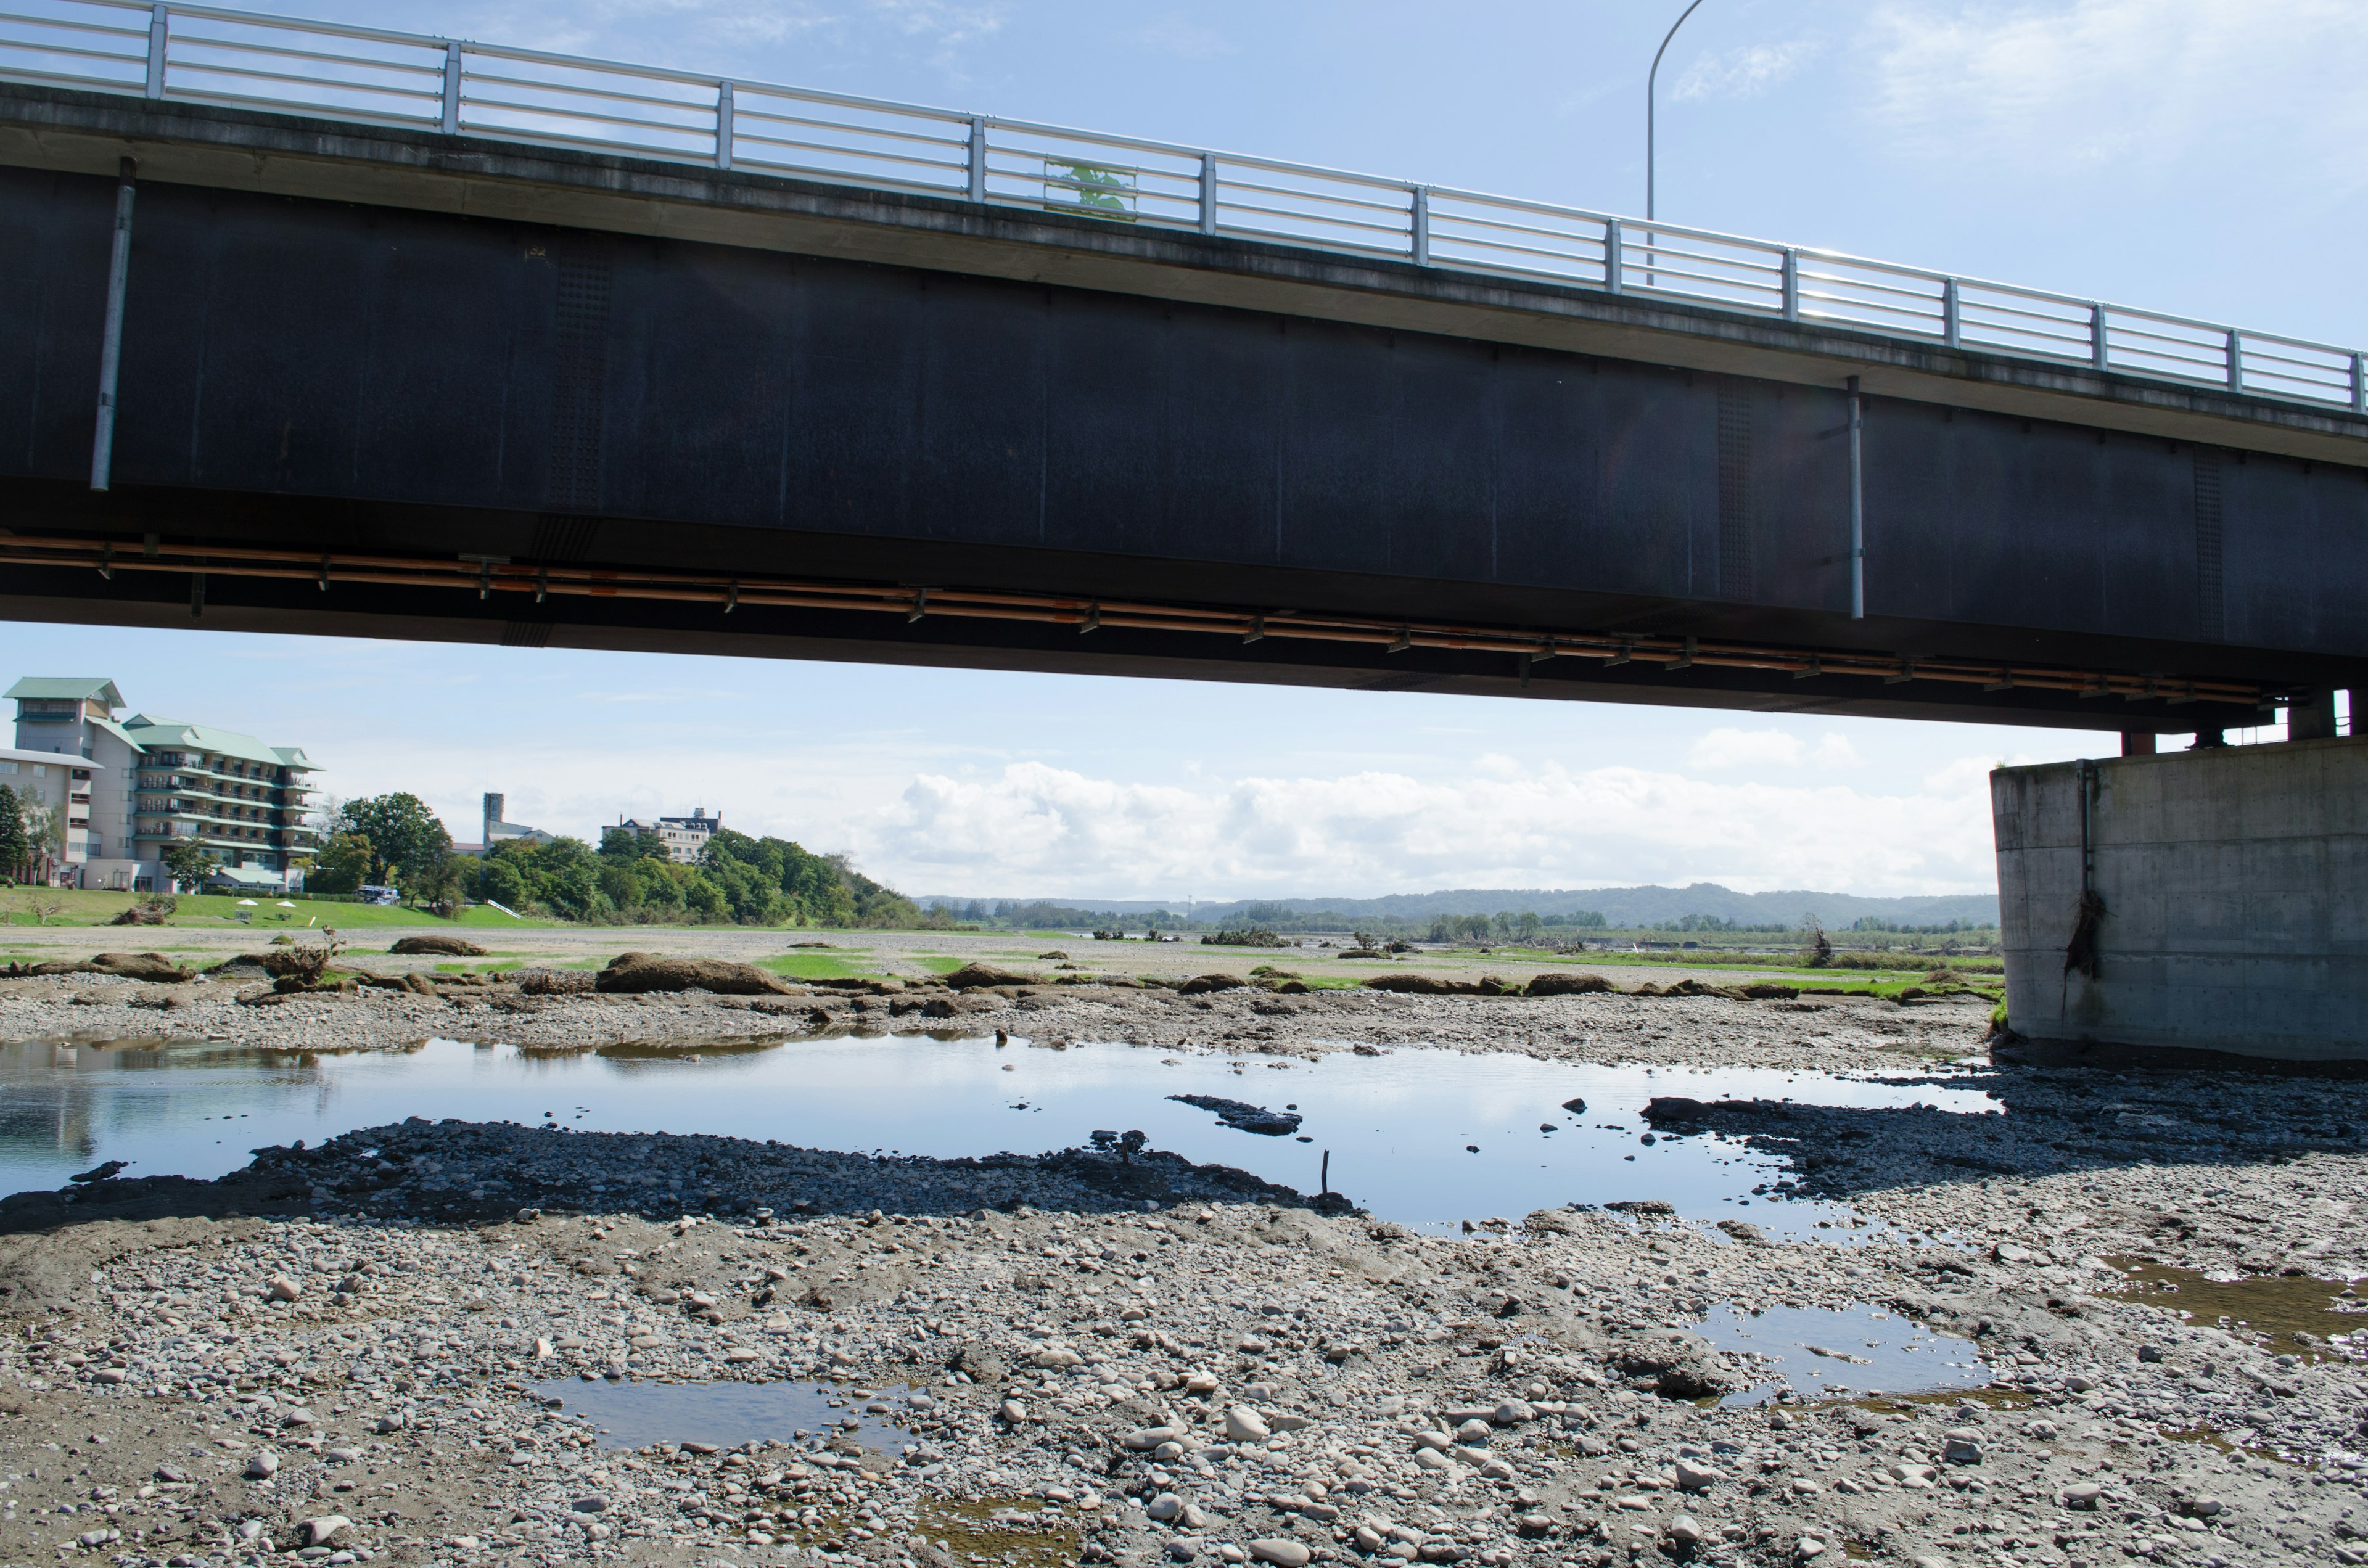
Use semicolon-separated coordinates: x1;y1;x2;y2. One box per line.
2;951;2362;1568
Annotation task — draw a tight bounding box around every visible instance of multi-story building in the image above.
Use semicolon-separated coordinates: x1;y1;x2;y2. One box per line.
618;807;722;864
451;793;556;856
0;742;104;884
5;677;321;892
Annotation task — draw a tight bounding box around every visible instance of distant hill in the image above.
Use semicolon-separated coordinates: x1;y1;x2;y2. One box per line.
919;882;1999;928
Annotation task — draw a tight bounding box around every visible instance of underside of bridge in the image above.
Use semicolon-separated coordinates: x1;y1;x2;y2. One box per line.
2;85;2365;735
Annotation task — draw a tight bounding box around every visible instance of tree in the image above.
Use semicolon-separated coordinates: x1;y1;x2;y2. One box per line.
1803;914;1833;968
600;824;668;863
307;832;372;895
413;852;466;918
472;855;525;909
339;794;450;885
162;839;216;892
18;797;59;879
0;784;26;882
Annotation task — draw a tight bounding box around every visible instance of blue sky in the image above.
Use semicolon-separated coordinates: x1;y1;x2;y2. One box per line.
12;0;2356;901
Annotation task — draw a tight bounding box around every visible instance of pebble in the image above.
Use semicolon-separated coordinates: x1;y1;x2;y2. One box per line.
1248;1539;1312;1567
298;1516;352;1547
0;967;2361;1568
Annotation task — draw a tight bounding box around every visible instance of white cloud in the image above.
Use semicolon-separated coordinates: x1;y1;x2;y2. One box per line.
857;757;2000;898
1862;0;2368;189
1672;39;1823;101
1687;727;1862;770
1811;733;1865;769
1690;728;1805;769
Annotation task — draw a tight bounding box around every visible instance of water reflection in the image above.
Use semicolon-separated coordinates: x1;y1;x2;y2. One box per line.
1696;1301;1993;1404
0;1035;1996;1235
530;1377;922;1453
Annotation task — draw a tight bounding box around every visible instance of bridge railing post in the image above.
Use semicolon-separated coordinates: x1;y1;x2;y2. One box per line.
2226;329;2243;393
1603;218;1622;295
439;41;459;134
2090;302;2108;371
1942;278;1960;349
1780;247;1799;322
1409;186;1429;266
1198;152;1217;236
966;115;987;202
715;80;733;171
2353;351;2366;415
143;4;166;99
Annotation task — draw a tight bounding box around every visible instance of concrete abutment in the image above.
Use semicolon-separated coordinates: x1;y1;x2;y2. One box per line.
1994;726;2368;1063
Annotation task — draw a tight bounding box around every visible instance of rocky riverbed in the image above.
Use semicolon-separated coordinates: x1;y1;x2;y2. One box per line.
4;967;2367;1568
0;951;1982;1077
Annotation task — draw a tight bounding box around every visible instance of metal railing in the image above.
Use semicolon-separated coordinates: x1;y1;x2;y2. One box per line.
4;0;2364;416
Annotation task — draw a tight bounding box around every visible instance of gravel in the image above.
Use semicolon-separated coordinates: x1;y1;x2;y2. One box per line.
1;963;2364;1568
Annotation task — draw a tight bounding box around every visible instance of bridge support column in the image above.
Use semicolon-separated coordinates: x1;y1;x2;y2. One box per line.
2289;686;2342;741
1992;733;2368;1064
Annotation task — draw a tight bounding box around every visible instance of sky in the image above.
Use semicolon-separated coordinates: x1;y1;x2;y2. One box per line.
12;0;2361;903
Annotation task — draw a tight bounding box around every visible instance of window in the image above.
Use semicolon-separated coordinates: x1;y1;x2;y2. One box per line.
0;761;14;774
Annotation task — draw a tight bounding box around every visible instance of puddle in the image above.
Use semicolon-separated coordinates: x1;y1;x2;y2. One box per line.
2094;1256;2368;1360
0;1035;1994;1236
528;1376;919;1453
1696;1302;1995;1404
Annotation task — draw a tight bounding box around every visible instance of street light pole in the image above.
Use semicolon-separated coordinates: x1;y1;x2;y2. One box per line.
1647;0;1706;222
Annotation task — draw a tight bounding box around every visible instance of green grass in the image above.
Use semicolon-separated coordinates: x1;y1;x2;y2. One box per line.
758;953;878;981
1795;977;2005;1002
0;889;566;929
912;955;966;975
429;957;602;975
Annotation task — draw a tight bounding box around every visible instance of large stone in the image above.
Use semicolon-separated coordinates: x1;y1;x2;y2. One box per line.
941;963;1037;989
298;1517;353;1548
1224;1406;1271;1441
30;951;193;983
1362;973;1518;996
1525;971;1614;996
594;951;793;995
1248;1540;1311;1567
390;934;486;956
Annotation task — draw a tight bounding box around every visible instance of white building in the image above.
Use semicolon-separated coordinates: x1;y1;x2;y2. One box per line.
0;744;103;885
619;807;722;864
6;677;320;892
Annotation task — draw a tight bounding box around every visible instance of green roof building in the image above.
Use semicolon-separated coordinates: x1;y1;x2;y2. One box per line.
6;677;321;891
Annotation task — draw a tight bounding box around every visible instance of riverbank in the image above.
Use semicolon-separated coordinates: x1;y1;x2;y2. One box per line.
4;1116;2366;1568
4;983;2366;1568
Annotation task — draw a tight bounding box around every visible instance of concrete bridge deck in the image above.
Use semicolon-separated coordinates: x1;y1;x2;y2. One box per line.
1;69;2364;731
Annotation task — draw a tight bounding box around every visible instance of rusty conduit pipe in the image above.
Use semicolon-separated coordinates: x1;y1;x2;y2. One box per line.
0;532;2273;710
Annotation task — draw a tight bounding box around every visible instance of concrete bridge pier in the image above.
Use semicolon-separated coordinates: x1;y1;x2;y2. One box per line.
1992;709;2367;1065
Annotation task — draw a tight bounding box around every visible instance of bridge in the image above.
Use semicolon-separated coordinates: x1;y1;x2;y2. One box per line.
1;1;2364;737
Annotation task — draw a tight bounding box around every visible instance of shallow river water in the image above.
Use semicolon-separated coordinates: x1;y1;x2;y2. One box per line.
1;1032;1994;1236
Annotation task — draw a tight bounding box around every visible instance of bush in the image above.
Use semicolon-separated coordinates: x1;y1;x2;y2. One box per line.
1202;928;1285;947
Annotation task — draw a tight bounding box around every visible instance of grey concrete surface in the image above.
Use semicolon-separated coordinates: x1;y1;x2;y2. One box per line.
1994;735;2368;1060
